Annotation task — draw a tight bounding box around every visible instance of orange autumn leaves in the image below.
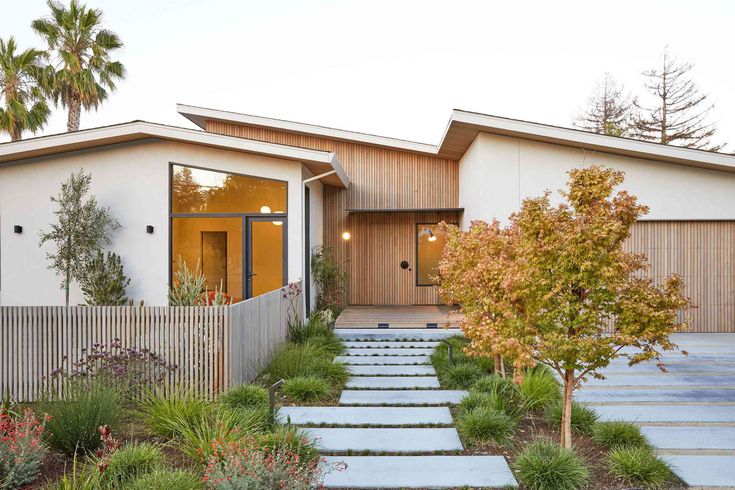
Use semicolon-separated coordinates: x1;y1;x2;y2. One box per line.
437;166;691;447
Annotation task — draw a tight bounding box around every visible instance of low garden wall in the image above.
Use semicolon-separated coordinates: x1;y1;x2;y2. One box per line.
0;286;299;402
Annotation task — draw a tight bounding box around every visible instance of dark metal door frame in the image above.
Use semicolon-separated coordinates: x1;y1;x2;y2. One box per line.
245;216;288;299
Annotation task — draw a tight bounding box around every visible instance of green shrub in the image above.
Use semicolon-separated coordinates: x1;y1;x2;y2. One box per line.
456;407;516;445
255;426;320;466
282;376;331;402
518;368;560;411
128;469;204;490
97;443;164;488
607;446;674;489
306;358;349;385
38;379;123;454
80;251;130;306
512;438;590;490
593;421;648;449
138;385;208;437
444;363;483;389
219;384;269;411
262;342;335;382
0;408;47;489
431;336;469;370
545;401;599;435
470;375;523;418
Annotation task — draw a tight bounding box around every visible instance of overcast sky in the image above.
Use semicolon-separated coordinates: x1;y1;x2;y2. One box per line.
3;0;734;149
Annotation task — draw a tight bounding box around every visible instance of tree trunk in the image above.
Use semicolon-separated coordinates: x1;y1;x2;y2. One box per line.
560;369;574;449
67;95;82;132
494;354;503;376
64;268;70;307
10;127;21;142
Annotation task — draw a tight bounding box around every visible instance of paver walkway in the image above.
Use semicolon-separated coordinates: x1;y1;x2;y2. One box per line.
580;333;735;488
281;328;518;489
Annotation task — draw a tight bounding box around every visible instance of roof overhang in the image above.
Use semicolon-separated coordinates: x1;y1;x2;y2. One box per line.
438;110;735;173
177;104;438;155
0;121;349;188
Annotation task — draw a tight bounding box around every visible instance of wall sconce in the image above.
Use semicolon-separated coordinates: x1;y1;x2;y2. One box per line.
146;225;154;234
260;205;272;214
428;229;437;242
342;231;351;241
13;225;22;234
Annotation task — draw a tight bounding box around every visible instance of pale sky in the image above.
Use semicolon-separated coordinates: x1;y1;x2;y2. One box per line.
3;0;734;150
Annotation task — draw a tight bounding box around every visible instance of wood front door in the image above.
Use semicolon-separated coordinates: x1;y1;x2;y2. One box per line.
347;212;459;305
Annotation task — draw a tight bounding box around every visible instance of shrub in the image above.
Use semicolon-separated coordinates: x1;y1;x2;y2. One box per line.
255;426;320;466
263;342;347;385
512;438;590;490
128;469;204;490
593;421;648;449
80;251;130;306
138;385;208;437
38;379;123;454
282;376;331;403
444;363;483;389
545;401;599;435
219;384;269;411
306;358;349;385
311;245;346;316
97;443;164;488
168;257;205;306
607;446;674;488
456;407;516;445
470;376;523;418
518;368;560;411
50;339;177;401
0;408;48;489
204;436;323;489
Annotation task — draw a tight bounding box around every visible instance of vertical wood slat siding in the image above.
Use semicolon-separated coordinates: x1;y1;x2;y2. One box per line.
625;221;735;333
205;121;459;306
0;286;298;402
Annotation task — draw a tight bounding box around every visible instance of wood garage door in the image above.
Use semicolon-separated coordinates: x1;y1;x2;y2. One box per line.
626;221;735;332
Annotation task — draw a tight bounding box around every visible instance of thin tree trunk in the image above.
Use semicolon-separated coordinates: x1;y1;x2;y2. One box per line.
64;269;70;307
67;95;81;132
560;369;574;448
10;127;21;141
494;354;502;376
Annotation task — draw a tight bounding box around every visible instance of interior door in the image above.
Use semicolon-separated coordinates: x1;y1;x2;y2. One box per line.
246;217;286;298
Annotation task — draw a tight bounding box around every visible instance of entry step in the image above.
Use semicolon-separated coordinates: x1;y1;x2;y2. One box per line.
344;348;435;357
335;329;458;341
335;355;431;365
340;389;467;406
278;406;453;426
320;455;518;488
342;341;441;349
348;365;437;376
345;376;440;389
305;427;463;453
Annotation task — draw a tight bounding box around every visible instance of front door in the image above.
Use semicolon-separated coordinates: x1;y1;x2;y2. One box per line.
246;217;287;298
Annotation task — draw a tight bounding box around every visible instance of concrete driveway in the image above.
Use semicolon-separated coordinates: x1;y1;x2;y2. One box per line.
577;334;735;488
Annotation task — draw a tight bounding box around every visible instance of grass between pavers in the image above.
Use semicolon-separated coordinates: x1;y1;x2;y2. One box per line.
431;334;685;490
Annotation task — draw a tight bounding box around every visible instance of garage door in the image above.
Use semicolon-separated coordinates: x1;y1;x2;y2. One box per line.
626;221;735;332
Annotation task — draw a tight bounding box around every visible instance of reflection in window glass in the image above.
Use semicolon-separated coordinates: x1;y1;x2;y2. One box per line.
172;165;287;214
416;224;447;286
251;220;284;296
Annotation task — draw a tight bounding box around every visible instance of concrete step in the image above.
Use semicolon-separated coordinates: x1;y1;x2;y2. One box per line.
320;455;518;488
581;373;735;387
305;427;463;453
278;406;453;426
591;404;735;423
340;390;467;406
344;348;435;357
336;355;431;365
575;387;735;403
348;365;437;376
335;329;459;342
342;341;441;349
346;376;440;389
641;426;735;450
665;455;735;488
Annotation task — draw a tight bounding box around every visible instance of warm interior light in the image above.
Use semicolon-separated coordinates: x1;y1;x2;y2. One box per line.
428;229;437;242
342;231;351;241
260;205;272;214
272;211;284;226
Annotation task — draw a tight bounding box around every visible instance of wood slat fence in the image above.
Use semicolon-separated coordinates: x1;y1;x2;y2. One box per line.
0;286;298;402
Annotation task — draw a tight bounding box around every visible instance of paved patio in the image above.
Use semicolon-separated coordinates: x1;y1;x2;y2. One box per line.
579;333;735;488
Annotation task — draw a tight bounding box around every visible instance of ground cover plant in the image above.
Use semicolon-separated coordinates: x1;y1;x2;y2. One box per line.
0;408;48;489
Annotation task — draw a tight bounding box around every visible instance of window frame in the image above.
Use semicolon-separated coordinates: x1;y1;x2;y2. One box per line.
415;222;454;287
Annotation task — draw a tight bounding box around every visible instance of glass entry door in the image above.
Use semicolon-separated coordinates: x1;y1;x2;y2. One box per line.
246;217;286;298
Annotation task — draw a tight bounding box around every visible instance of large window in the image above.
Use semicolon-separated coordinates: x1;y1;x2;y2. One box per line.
170;164;287;301
416;223;448;286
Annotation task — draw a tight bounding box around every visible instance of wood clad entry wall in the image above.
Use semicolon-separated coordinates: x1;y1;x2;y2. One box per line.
205;121;459;306
626;221;735;332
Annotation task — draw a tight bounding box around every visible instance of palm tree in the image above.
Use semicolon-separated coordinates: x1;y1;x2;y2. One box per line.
0;37;50;141
32;0;126;132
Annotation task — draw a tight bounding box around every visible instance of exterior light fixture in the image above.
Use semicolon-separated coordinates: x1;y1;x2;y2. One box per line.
13;225;23;234
260;205;272;214
146;225;154;234
342;231;351;241
273;211;284;226
428;229;437;242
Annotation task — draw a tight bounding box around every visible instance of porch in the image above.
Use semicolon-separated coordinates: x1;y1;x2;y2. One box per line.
334;305;463;329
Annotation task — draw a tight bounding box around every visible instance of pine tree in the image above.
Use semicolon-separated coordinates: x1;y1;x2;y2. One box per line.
80;251;130;305
633;48;724;151
574;73;633;136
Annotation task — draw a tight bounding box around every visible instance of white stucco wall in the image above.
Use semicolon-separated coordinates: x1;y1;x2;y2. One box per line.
0;139;314;306
459;132;735;228
304;176;324;312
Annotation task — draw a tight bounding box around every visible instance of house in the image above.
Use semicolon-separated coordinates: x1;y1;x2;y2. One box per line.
1;105;734;332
